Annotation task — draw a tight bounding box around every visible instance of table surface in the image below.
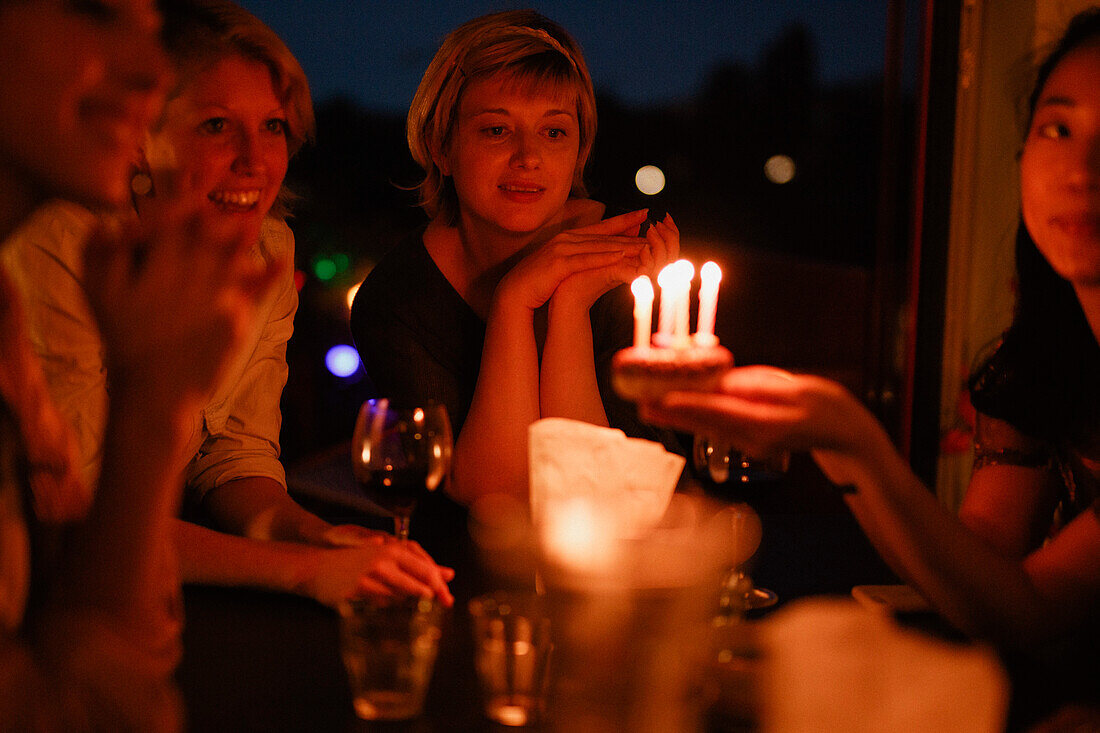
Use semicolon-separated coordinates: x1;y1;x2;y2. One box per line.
176;451;1082;732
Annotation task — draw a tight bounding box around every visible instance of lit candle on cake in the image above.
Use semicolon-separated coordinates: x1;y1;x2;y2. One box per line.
631;276;654;350
655;263;677;346
672;260;694;348
694;261;721;347
611;257;733;403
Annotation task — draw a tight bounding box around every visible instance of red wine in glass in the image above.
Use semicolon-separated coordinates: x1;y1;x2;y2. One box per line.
352;400;453;540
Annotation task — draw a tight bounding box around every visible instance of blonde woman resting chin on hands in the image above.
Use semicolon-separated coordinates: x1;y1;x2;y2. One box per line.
643;12;1100;706
352;10;680;509
3;0;452;609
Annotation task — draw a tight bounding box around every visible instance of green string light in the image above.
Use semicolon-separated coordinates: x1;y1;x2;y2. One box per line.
313;258;337;281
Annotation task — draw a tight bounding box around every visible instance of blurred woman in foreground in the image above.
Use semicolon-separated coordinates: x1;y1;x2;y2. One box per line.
0;0;279;727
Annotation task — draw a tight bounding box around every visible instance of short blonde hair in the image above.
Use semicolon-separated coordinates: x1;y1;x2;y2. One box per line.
407;10;597;224
159;0;315;218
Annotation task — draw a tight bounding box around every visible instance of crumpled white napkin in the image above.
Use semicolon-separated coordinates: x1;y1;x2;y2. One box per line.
528;418;685;543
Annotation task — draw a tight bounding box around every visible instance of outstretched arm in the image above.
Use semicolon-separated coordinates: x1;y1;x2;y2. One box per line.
640;366;1100;652
175;519;454;608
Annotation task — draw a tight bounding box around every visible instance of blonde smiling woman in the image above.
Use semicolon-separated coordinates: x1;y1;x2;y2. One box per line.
4;0;454;610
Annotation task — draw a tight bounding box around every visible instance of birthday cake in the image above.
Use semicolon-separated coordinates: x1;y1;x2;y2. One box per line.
611;260;733;402
612;343;733;402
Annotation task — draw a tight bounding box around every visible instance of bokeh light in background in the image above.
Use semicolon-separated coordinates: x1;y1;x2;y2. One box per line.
312;252;351;282
634;165;666;196
313;257;337;281
325;344;362;378
764;155;797;184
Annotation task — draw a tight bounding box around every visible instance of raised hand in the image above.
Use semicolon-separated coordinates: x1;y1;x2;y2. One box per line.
553;211;680;310
636;213;680;280
495;209;648;312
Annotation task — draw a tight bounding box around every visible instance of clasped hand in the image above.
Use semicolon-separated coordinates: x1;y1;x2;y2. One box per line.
495;208;680;313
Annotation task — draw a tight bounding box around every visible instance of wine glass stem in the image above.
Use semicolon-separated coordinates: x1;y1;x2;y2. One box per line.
394;515;411;542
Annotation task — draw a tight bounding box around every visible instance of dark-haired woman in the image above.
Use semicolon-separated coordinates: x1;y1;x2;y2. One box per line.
640;9;1100;721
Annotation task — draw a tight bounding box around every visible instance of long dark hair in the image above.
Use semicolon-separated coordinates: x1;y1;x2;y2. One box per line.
969;9;1100;446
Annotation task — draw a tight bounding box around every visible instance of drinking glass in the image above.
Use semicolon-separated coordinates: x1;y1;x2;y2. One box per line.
339;595;444;721
539;494;732;733
693;443;781;609
469;592;552;727
352;399;452;540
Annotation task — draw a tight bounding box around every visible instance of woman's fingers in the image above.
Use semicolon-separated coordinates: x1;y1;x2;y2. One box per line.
716;365;804;403
657;214;680;263
641;390;799;453
371;564;435;599
395;551;455;605
560;249;628;272
369;552;454;606
366;543;456;606
640;366;885;464
355;578;396;600
637;214;680;277
402;540;454;581
568;208;648;236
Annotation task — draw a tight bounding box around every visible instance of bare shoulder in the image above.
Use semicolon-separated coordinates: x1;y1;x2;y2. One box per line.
973;412;1051;462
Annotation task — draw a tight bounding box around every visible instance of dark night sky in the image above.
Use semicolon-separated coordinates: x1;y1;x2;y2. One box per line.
237;1;888;113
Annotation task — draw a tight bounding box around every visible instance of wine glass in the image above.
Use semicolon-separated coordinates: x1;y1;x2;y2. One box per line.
693;443;783;609
692;434;790;485
352;399;453;541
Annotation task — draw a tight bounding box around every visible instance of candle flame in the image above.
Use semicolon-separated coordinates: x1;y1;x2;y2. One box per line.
631;275;654;301
656;262;677;289
675;259;695;283
701;261;722;287
540;498;616;571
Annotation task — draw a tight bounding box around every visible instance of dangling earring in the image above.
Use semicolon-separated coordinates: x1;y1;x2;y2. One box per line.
131;172;153;197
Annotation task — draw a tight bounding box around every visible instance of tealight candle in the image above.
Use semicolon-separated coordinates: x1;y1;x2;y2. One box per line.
630;276;654;350
694;261;721;346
